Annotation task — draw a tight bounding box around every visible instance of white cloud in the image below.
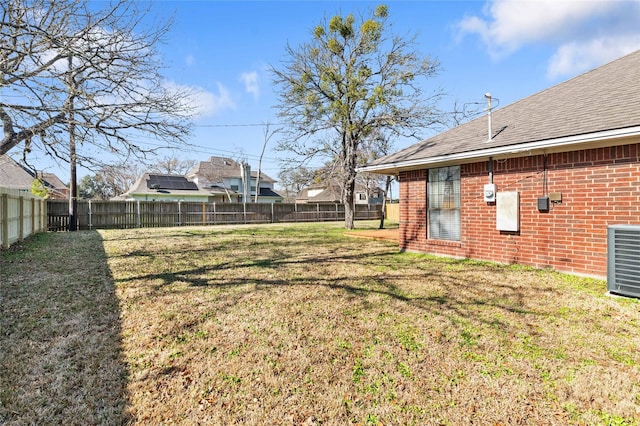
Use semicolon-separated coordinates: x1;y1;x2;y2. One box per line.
547;35;640;78
457;0;640;77
164;81;236;118
194;82;237;117
185;54;195;67
240;71;260;101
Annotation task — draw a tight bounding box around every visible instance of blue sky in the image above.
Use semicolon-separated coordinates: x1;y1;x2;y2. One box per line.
32;0;640;183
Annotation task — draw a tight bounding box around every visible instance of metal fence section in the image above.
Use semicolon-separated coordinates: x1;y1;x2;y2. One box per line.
1;187;47;249
47;200;382;230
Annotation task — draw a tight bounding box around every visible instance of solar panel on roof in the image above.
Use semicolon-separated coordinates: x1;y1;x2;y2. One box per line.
147;175;198;190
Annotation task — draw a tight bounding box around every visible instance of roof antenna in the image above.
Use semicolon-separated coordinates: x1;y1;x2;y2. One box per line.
485;92;493;142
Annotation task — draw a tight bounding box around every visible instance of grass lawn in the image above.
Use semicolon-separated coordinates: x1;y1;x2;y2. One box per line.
1;221;639;425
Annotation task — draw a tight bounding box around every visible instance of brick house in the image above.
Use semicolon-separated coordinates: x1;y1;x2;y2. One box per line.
359;50;640;279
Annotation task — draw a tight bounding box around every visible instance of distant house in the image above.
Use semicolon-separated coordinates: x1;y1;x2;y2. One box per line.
359;50;640;279
186;156;283;203
118;173;212;202
0;155;68;199
39;172;69;200
295;182;384;205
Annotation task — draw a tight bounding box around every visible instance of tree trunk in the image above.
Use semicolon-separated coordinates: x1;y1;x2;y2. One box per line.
344;174;356;229
68;56;78;232
378;175;392;229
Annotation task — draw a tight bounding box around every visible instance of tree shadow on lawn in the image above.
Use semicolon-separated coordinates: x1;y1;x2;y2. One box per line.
115;245;547;338
0;231;130;425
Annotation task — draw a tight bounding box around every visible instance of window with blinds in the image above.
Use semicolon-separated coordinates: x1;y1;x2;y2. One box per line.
428;166;461;241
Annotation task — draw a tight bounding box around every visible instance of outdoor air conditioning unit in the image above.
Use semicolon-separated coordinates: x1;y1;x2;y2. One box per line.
607;224;640;298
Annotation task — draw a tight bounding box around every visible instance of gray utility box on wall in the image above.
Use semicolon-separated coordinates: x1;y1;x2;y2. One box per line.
607;224;640;298
496;191;519;232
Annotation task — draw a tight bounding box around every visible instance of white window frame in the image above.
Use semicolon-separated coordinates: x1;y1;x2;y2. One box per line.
427;166;461;241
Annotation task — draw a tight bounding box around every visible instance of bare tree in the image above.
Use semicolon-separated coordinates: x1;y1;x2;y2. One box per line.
271;4;443;229
255;123;280;202
79;163;144;199
0;0;195;164
277;166;317;202
149;156;197;175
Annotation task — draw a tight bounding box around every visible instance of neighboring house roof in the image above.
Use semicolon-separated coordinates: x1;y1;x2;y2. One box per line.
40;172;67;190
295;182;381;203
120;173;212;198
187;156;276;184
361;49;640;174
259;187;283;198
0;155;35;189
296;184;342;203
0;155;68;198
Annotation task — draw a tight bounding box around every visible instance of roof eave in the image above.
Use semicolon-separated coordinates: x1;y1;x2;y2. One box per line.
359;126;640;175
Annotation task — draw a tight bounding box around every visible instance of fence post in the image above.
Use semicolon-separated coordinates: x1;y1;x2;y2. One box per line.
213;202;217;225
42;198;47;232
31;198;35;235
18;196;24;241
136;201;141;228
243;203;247;224
1;193;8;249
88;199;93;230
294;203;298;223
271;202;275;223
178;201;182;226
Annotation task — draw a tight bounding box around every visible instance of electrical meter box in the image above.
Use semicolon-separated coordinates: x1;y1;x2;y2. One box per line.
484;183;497;202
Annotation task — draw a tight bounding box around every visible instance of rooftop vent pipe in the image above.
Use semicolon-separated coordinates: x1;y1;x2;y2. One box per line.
485;92;492;142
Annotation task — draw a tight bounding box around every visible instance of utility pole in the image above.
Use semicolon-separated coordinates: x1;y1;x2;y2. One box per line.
68;55;77;231
241;161;250;204
254;123;279;203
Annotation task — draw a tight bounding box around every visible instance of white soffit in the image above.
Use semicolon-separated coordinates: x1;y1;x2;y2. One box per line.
359;126;640;174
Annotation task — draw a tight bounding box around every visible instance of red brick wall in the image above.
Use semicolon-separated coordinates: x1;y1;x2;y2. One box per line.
398;142;640;277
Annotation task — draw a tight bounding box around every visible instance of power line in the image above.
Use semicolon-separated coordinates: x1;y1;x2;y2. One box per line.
194;122;284;128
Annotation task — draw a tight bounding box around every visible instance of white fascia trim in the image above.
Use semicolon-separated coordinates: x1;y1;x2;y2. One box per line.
359;126;640;174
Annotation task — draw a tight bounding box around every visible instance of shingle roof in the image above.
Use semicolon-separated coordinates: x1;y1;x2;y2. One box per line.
121;173;211;197
259;187;283;197
187;156;276;183
0;155;34;189
362;49;640;174
41;172;67;191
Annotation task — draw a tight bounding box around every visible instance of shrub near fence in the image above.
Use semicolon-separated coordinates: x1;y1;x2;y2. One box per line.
47;200;382;230
1;187;47;249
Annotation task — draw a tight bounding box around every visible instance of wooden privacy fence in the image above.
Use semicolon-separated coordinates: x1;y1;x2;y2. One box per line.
385;202;400;222
1;187;47;249
47;200;383;231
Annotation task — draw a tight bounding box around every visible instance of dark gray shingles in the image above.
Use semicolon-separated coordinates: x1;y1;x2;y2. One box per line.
369;50;640;167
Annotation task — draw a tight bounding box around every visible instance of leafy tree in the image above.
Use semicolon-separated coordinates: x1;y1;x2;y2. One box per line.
358;129;396;228
78;175;107;200
30;178;49;198
0;0;195;164
271;4;442;228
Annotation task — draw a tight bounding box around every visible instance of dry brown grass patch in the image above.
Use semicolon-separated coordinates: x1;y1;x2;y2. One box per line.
2;222;639;425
